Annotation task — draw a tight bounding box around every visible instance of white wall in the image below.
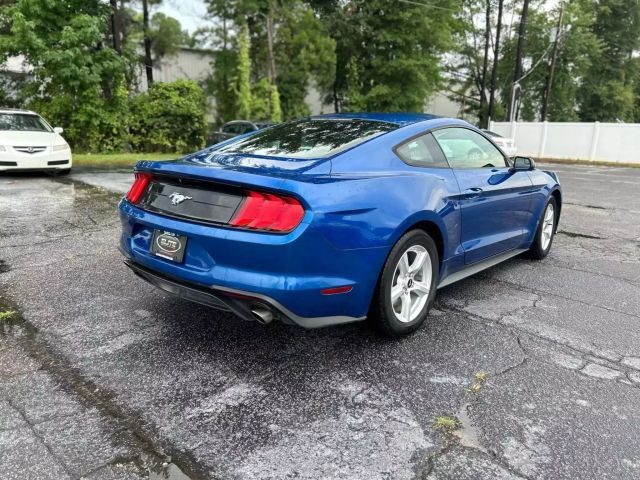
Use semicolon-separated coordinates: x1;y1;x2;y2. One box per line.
425;91;477;123
137;48;213;91
489;121;640;164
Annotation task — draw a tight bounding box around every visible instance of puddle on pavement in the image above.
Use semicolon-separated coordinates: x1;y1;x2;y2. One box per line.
148;462;193;480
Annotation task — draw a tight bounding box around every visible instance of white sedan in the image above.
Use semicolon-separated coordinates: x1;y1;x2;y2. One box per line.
0;109;72;174
483;129;517;158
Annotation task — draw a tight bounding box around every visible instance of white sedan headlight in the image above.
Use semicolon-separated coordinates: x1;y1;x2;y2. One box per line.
52;144;70;151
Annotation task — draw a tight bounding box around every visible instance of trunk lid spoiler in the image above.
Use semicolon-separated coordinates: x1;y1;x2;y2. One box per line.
135;151;331;192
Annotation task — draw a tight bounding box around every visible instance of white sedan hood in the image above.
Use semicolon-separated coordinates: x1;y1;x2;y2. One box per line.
0;130;58;147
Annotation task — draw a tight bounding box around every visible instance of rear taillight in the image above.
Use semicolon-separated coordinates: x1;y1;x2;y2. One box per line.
230;191;304;232
126;172;152;204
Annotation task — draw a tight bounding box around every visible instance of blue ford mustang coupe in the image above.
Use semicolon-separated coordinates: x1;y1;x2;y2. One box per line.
119;113;561;337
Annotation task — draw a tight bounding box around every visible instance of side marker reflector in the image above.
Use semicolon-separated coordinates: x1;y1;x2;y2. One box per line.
321;286;353;295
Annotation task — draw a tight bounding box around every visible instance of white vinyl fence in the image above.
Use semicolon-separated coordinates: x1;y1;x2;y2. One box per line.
488;121;640;164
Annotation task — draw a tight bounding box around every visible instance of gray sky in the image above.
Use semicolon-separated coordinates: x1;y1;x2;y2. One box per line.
156;0;208;33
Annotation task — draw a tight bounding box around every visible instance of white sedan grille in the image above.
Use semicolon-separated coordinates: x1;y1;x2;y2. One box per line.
13;146;47;154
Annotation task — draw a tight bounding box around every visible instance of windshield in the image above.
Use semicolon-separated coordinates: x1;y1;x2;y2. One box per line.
215;119;397;159
0;113;52;132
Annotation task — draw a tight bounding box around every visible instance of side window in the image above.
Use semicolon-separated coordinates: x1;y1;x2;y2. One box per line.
395;133;449;168
433;128;506;169
238;123;256;134
222;123;238;134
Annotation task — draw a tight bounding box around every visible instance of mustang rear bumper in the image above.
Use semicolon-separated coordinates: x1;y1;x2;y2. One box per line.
119;198;388;323
122;256;365;329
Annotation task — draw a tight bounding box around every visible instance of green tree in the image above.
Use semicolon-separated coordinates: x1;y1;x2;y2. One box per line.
544;0;601;121
496;4;552;121
236;21;252;118
200;1;238;123
0;0;131;151
123;6;194;79
313;0;457;112
444;0;489;124
578;0;640;121
491;0;600;122
274;4;335;119
129;79;206;152
149;12;192;59
270;83;282;122
205;0;334;121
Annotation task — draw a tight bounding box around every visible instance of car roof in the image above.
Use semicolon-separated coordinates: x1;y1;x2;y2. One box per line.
0;108;37;115
311;112;440;127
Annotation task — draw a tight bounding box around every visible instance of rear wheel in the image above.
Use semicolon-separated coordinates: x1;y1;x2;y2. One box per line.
529;197;557;259
371;230;439;337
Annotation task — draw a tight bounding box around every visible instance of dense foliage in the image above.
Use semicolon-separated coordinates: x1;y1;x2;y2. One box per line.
2;0;640;156
0;0;204;152
204;0;334;121
452;0;640;123
320;0;457;112
0;0;131;151
129;79;206;153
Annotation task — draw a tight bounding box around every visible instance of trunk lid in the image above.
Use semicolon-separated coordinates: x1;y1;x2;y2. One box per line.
131;152;330;227
171;151;328;177
136;151;331;191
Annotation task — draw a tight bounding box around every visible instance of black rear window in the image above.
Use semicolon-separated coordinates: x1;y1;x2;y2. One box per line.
215;119;397;159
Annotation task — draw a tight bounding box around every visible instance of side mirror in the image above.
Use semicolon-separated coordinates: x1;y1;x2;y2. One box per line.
510;156;535;172
53;127;64;134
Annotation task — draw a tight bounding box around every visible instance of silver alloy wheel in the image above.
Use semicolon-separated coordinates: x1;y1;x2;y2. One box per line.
541;203;555;251
391;245;432;323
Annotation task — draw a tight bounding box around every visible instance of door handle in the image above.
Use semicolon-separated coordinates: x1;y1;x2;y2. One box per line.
464;187;483;199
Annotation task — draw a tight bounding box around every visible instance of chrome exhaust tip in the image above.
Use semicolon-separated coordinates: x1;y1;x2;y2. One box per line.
250;306;273;325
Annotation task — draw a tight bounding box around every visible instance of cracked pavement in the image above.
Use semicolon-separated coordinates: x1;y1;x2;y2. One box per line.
0;163;639;479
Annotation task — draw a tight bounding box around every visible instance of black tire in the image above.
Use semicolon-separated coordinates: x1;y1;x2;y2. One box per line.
529;197;557;260
53;168;71;176
370;230;439;337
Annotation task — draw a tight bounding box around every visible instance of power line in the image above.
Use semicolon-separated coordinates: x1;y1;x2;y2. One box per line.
397;0;461;13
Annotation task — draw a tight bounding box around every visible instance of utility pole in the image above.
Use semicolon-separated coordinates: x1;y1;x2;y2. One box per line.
488;0;504;124
507;0;530;121
479;0;491;128
110;0;121;54
142;0;153;86
541;3;564;121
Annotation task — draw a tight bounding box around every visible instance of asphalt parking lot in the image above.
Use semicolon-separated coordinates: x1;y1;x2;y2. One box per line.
1;163;639;479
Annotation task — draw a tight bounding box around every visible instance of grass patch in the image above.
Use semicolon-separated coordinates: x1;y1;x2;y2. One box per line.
0;310;16;321
73;152;179;169
466;371;489;394
434;416;460;432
